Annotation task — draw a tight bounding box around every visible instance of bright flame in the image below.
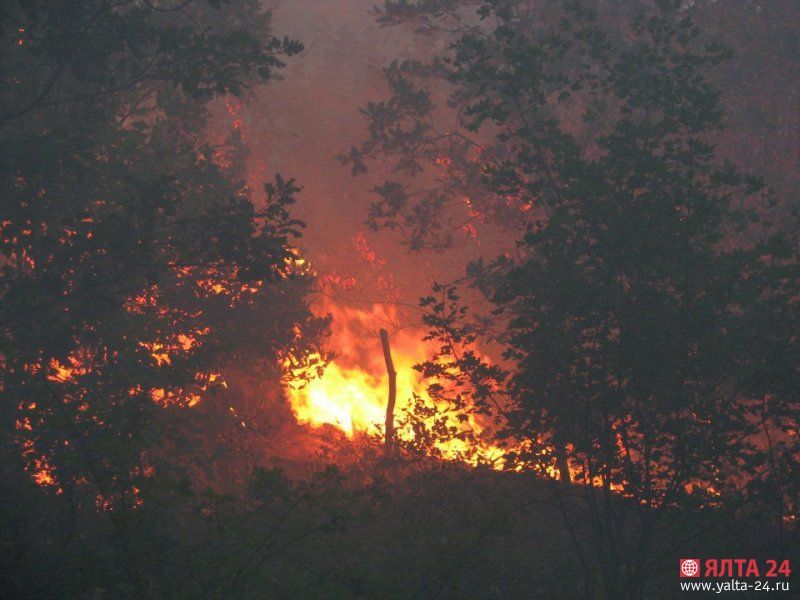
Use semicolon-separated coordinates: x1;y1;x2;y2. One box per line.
295;360;385;435
286;300;504;464
288;302;415;433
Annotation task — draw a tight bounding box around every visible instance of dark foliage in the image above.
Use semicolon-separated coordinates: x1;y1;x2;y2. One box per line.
353;0;799;596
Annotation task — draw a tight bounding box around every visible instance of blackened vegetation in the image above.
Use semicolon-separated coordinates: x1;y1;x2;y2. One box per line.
1;1;798;599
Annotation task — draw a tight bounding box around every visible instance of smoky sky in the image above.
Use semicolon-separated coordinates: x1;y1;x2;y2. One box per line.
226;0;799;314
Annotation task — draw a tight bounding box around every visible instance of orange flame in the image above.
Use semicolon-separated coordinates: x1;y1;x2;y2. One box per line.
286;300;504;464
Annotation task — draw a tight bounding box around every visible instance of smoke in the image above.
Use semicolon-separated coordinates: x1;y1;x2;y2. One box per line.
223;1;485;315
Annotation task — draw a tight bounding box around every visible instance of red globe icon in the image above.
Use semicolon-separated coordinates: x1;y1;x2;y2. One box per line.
680;559;701;577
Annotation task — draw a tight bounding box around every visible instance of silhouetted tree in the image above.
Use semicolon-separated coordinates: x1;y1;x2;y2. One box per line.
353;1;799;596
0;2;327;596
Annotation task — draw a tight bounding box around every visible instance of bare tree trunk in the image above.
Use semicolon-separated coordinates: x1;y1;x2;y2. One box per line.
380;328;397;456
555;441;572;488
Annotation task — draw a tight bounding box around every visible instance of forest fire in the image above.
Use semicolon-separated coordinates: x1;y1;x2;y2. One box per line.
286;301;413;435
286;300;504;464
289;357;387;437
2;0;797;596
